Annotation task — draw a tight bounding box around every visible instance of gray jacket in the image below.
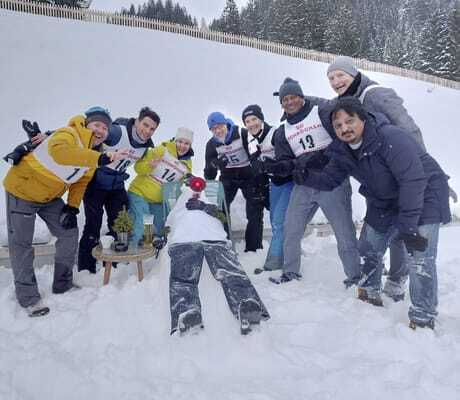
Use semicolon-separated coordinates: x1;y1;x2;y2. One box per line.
306;74;426;151
355;74;426;151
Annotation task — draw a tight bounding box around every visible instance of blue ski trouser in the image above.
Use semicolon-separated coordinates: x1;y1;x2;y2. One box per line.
168;241;269;333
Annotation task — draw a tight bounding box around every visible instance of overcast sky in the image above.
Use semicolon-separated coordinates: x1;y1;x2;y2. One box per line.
91;1;248;23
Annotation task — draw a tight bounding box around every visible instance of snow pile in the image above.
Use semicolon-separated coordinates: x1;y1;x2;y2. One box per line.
1;10;460;400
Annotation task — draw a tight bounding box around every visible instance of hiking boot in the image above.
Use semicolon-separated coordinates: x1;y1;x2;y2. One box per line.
178;309;203;336
357;288;383;307
239;299;262;335
382;278;406;302
26;300;50;318
269;272;302;285
409;319;435;330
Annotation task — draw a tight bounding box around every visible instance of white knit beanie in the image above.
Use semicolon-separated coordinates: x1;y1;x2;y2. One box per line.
175;127;194;143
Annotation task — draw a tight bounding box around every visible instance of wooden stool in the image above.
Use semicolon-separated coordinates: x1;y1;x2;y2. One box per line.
92;245;155;285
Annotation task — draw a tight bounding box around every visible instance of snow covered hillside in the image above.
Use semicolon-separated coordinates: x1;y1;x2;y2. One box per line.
0;9;460;400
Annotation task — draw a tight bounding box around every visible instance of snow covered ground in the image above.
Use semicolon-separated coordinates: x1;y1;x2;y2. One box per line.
0;9;460;400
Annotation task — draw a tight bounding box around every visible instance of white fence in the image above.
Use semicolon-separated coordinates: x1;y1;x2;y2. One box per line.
1;0;459;90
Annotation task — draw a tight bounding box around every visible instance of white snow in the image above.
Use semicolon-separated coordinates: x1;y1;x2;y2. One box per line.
0;10;460;400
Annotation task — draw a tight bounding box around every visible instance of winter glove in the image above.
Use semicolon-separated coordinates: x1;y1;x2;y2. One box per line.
22;119;41;139
400;232;428;254
250;159;267;175
59;205;79;230
263;158;295;177
186;198;226;223
211;154;229;169
292;164;309;185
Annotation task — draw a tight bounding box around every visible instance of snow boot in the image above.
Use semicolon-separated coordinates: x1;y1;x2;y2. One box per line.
409;319;435;330
382;278;406;302
239;299;262;335
357;288;383;307
178;309;203;336
269;272;302;285
26;300;50;318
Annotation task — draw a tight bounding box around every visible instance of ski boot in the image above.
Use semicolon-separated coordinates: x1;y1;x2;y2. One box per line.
239;299;262;335
178;309;203;336
357;288;383;307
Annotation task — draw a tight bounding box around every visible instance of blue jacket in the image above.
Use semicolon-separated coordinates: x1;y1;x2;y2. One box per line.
304;114;451;234
90;118;154;191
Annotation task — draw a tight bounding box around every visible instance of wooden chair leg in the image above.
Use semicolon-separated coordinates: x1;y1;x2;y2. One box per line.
137;260;144;282
103;261;112;285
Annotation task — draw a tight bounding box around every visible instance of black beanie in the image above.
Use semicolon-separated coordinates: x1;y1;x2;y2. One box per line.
277;77;304;103
242;104;264;124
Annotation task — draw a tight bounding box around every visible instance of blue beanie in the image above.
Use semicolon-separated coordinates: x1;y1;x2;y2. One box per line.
85;106;112;128
207;112;227;130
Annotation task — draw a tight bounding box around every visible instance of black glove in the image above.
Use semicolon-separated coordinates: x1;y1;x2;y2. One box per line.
263;158;295;176
22;120;41;140
292;164;309;185
400;232;428;254
59;205;79;230
186;198;206;211
152;235;167;250
211;154;229;169
250;159;266;175
186;198;224;221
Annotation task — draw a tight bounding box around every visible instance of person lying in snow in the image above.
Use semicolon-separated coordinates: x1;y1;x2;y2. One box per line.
164;177;270;336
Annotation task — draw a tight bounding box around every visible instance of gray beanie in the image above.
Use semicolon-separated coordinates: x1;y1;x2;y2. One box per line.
278;77;304;102
327;56;359;77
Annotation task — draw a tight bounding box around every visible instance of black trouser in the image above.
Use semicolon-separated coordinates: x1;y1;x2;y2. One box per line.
168;241;269;334
222;178;267;251
77;185;128;273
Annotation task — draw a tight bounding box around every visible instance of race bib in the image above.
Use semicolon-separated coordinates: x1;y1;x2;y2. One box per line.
32;133;89;184
150;150;189;184
285;106;332;157
104;125;146;173
216;138;250;168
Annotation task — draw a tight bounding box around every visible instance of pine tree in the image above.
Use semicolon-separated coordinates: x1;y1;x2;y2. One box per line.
324;0;361;56
221;0;241;35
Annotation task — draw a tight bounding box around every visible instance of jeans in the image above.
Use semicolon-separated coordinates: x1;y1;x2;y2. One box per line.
283;180;361;280
359;222;439;323
168;241;270;333
128;192;164;244
264;181;294;269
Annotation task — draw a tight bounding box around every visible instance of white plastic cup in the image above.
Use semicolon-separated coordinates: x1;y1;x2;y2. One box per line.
143;214;154;225
100;235;114;249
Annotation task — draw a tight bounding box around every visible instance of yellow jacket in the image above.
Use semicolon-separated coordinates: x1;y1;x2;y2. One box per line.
3;115;102;208
128;140;192;203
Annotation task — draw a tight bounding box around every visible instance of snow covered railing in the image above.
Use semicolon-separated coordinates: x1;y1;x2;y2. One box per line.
1;0;459;90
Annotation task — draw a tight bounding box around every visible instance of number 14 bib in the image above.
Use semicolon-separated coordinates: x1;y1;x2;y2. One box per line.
150;150;188;184
284;106;332;158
